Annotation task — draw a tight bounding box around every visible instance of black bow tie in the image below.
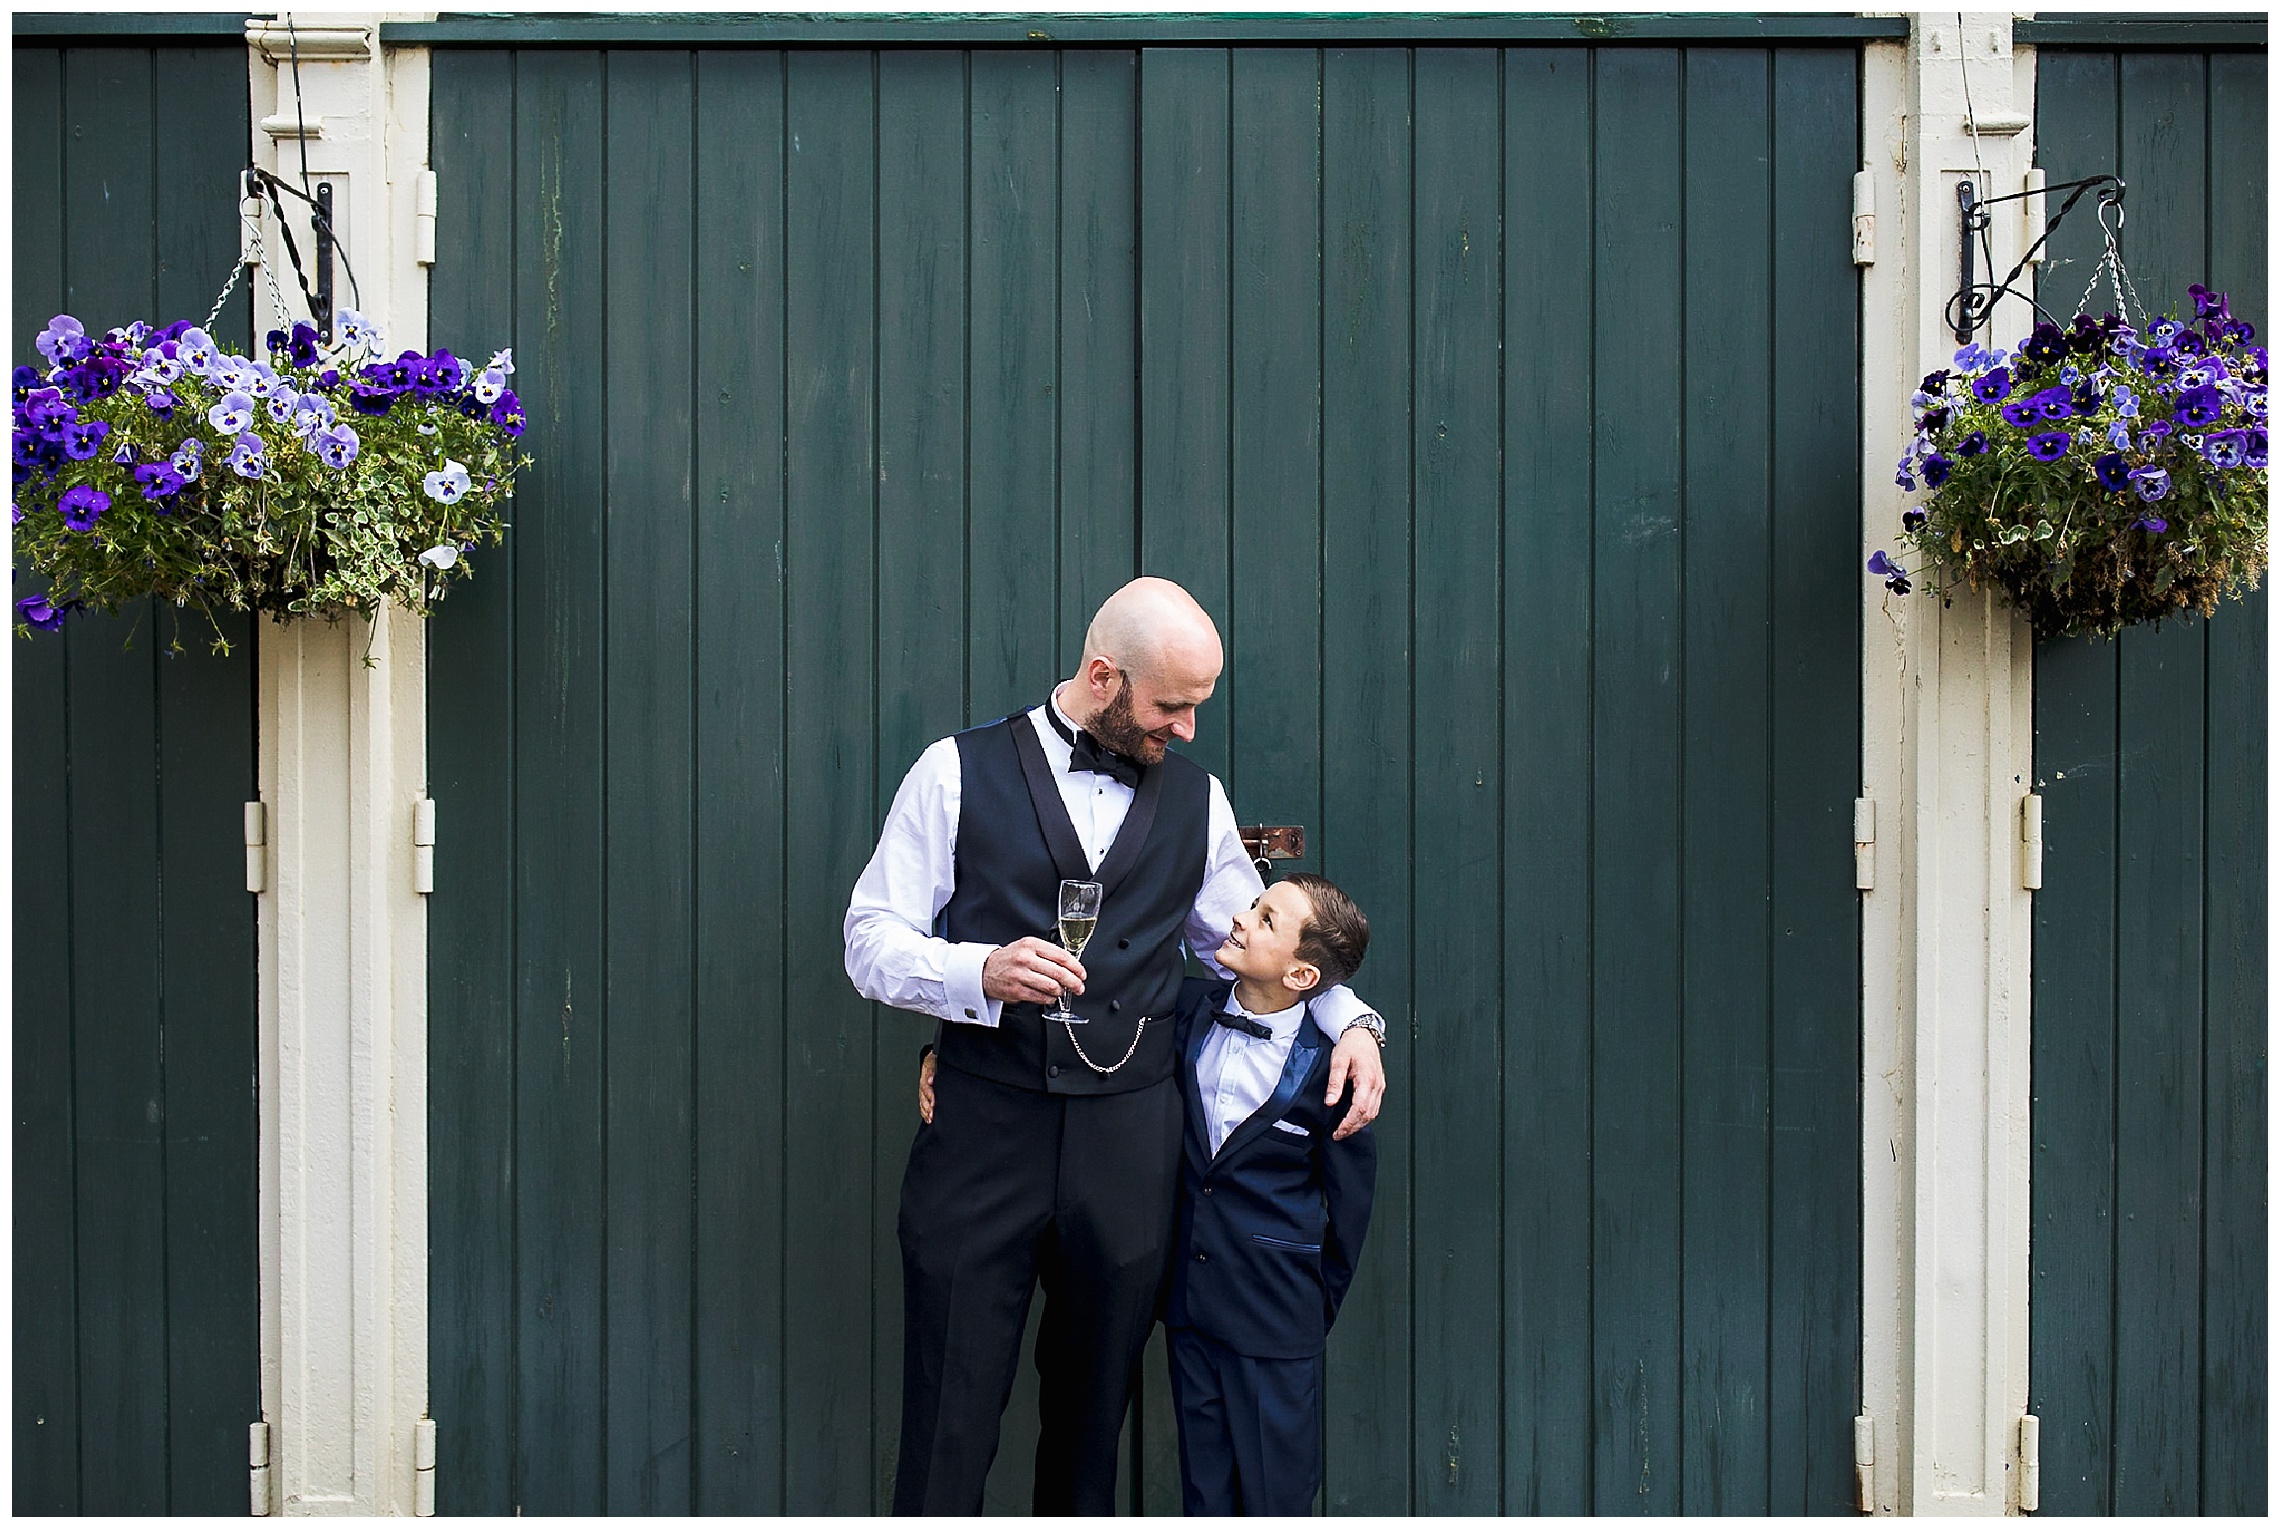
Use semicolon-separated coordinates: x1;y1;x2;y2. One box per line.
1044;706;1143;789
1214;1008;1274;1040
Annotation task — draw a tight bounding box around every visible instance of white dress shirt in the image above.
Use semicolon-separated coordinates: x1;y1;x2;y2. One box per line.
1195;990;1309;1155
843;690;1377;1044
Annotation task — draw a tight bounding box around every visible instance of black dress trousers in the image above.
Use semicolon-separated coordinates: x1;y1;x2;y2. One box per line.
894;1060;1184;1515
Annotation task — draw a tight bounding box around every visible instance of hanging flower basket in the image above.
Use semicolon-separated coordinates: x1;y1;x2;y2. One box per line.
11;308;523;650
1877;286;2267;640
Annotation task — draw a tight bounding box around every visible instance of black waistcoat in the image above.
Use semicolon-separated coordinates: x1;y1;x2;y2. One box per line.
936;711;1211;1096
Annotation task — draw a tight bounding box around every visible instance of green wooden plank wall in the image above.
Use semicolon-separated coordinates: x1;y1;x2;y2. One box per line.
428;44;1864;1514
11;43;259;1516
2030;46;2268;1517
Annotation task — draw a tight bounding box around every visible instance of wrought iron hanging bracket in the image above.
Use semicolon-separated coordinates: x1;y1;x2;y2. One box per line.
1948;173;2124;343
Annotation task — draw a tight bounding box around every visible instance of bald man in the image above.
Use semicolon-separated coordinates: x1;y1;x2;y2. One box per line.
845;577;1388;1514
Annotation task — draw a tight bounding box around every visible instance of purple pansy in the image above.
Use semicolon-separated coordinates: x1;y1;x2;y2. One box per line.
2027;432;2072;461
59;483;110;530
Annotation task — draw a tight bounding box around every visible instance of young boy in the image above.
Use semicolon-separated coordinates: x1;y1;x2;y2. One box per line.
910;872;1378;1514
1164;871;1377;1516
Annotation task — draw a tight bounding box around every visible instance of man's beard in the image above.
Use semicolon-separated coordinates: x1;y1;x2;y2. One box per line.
1087;682;1166;764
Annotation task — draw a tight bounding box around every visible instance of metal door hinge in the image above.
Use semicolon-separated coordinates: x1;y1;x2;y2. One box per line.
413;798;437;895
250;1420;272;1515
415;169;438;266
1852;169;1877;265
2018;1414;2041;1512
2020;792;2043;890
1853;1414;1875;1513
1853;798;1876;890
415;1415;438;1515
245;802;268;893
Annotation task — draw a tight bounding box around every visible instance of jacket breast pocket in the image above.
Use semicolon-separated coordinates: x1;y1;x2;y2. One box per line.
1251;1232;1322;1254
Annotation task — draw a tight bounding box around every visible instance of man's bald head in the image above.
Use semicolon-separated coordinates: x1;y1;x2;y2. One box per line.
1080;576;1223;683
1060;577;1223;761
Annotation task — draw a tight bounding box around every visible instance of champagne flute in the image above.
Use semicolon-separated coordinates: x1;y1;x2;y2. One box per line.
1043;879;1102;1023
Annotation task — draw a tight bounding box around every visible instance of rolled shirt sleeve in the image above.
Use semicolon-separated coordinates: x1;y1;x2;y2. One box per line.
1185;776;1382;1044
843;738;1005;1027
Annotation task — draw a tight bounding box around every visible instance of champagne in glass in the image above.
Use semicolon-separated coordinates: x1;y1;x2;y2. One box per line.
1044;879;1103;1023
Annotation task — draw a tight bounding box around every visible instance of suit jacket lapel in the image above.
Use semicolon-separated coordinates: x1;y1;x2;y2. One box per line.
1212;1003;1326;1167
1181;984;1225;1173
1009;712;1092;885
1091;758;1163;900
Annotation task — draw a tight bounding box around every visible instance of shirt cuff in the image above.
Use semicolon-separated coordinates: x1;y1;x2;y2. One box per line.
943;942;1003;1028
1309;984;1378;1042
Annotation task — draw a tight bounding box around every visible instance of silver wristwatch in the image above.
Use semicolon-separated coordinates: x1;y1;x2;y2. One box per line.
1340;1011;1387;1048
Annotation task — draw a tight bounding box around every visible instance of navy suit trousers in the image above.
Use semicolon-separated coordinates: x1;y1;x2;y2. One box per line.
1167;1324;1323;1515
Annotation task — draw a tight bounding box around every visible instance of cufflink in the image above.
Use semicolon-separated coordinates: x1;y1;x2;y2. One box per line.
964;1008;977;1018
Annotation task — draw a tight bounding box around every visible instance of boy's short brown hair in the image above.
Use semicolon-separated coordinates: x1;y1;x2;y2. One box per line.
1281;872;1370;990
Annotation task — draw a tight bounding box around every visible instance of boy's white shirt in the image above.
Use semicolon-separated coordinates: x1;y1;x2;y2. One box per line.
1196;990;1308;1156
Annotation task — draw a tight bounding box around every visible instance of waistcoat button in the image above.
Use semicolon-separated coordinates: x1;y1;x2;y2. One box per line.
1118;939;1130;950
1048;1064;1061;1079
1109;999;1121;1014
1196;1251;1208;1263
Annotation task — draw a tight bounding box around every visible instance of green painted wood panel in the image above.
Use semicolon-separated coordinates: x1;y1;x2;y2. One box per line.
429;40;1863;1514
424;45;520;1515
11;42;257;1517
691;48;792;1513
2030;43;2268;1519
1320;45;1416;1517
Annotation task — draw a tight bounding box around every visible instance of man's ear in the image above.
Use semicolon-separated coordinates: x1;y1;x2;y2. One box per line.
1084;654;1121;697
1284;961;1322;994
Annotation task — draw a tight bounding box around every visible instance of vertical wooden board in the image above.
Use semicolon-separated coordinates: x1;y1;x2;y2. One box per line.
509;48;611;1515
968;50;1062;721
62;47;158;331
1228;48;1324;867
1765;48;1863;1514
2110;51;2210;1516
872;48;969;1506
2112;620;2209;1516
65;614;171;1517
60;44;170;1517
2024;48;2119;1516
157;614;259;1514
13;48;66;351
424;46;521;1516
601;49;699;1515
782;50;878;1513
1133;1320;1179;1515
2116;52;2210;316
1589;45;1685;1516
141;42;262;1516
2198;49;2267;1517
1136;47;1232;782
12;44;81;1518
1319;45;1412;1515
1676;46;1775;1516
1057;50;1139;664
1409;45;1502;1516
2029;627;2122;1515
152;47;251;347
1498;44;1594;1517
691;48;790;1514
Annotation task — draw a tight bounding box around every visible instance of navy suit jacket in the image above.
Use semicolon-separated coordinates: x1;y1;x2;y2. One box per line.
1165;978;1378;1360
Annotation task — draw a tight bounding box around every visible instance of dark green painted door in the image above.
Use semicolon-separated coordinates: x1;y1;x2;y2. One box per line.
2030;46;2268;1516
429;42;1862;1514
12;43;260;1516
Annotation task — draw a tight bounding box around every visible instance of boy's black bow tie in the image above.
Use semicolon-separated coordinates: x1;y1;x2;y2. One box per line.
1213;1009;1274;1040
1043;706;1143;788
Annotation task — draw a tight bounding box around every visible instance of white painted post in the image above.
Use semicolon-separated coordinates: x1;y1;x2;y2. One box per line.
248;14;433;1515
1858;14;2039;1516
